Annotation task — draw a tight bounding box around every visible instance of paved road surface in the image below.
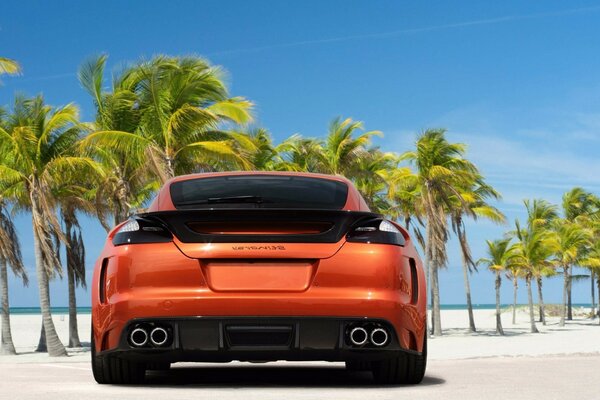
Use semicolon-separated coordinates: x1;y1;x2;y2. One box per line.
1;355;596;400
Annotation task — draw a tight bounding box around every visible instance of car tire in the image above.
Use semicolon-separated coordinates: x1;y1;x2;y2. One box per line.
91;325;146;384
147;362;171;371
371;334;427;384
345;360;371;371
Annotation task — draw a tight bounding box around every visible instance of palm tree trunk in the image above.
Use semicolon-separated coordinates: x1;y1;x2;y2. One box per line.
567;266;573;320
425;210;443;336
597;276;600;323
36;323;46;352
536;276;546;325
35;273;51;352
495;270;504;335
560;265;569;327
0;258;16;355
67;267;81;348
512;277;518;325
65;218;81;348
165;156;175;182
431;265;442;336
526;276;538;333
32;213;67;357
591;270;596;316
424;221;433;336
461;257;476;332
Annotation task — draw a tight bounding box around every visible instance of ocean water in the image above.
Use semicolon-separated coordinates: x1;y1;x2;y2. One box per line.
8;304;594;315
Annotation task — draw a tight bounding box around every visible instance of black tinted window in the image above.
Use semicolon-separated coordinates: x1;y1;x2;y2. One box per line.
170;175;348;209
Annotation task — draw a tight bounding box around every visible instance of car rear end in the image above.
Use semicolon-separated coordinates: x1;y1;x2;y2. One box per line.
91;172;427;384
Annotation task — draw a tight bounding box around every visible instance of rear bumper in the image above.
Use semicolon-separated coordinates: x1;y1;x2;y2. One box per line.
92;241;427;355
94;289;426;354
100;316;419;363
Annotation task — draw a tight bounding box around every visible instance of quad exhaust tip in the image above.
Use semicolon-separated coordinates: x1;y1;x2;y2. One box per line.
370;328;389;347
130;327;148;347
150;327;169;347
349;327;369;346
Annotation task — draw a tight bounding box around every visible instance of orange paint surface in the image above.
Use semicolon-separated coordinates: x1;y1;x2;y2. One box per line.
92;172;426;354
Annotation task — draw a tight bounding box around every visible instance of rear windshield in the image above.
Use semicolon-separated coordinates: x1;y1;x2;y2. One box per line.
170;175;349;209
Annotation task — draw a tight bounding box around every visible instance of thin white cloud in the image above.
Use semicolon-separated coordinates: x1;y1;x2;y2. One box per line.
208;5;600;57
10;4;600;85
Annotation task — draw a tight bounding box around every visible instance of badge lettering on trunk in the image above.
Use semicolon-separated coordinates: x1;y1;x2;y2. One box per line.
231;245;286;250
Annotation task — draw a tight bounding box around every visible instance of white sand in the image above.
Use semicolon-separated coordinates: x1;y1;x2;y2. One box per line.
1;308;599;363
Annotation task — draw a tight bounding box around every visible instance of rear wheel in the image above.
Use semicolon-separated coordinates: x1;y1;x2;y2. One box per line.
91;326;146;384
345;360;371;371
371;334;427;384
147;362;171;371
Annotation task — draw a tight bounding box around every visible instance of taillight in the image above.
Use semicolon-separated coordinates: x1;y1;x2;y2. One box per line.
112;217;173;246
346;219;405;246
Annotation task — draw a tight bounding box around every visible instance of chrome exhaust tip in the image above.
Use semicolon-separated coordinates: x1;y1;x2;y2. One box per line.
370;328;389;347
150;327;169;347
349;327;368;346
130;327;148;347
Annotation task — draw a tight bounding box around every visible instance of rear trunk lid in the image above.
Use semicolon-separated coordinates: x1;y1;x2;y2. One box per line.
140;209;379;292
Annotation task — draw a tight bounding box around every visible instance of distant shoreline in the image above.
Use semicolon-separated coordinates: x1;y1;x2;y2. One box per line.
8;304;596;315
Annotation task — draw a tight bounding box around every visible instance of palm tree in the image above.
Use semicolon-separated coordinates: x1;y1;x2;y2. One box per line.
451;179;505;332
78;55;153;225
512;200;557;333
506;262;524;325
0;95;97;356
319;117;381;176
400;129;479;336
561;188;597;319
0;57;21;77
84;55;253;184
478;238;516;335
552;219;591;326
53;173;98;348
226;127;281;171
352;150;401;213
0;199;27;355
275;134;325;172
526;199;558;325
579;211;600;320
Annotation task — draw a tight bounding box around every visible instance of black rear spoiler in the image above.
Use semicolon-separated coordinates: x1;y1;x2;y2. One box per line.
138;209;382;244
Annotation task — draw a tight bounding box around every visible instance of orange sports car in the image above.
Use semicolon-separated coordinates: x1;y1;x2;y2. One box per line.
91;171;427;384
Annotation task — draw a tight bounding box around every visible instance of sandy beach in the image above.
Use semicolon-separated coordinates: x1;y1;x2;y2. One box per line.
2;307;599;363
1;308;599;400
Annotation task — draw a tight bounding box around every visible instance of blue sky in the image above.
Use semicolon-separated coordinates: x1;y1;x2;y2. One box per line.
1;1;600;308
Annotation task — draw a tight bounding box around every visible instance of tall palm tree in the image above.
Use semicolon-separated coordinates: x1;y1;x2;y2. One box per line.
552;219;591;326
526;199;558;325
387;170;425;252
506;261;525;325
78;55;153;225
84;56;254;184
561;187;597;319
400;129;479;336
451;179;505;332
511;200;557;333
0;199;27;355
0;95;97;356
579;207;600;319
478;238;516;335
581;240;600;324
53;173;98;348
